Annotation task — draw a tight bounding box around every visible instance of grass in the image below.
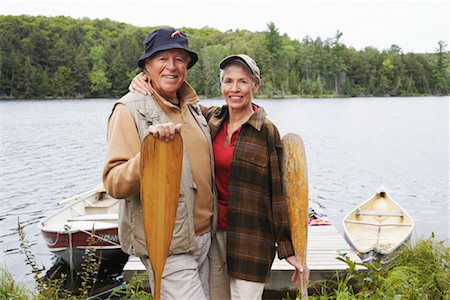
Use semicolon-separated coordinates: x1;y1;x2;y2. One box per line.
296;234;450;300
0;267;153;300
0;266;31;300
107;272;153;299
381;237;450;299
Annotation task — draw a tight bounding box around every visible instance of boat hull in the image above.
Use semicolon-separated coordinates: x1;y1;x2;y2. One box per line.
41;227;125;267
41;227;120;250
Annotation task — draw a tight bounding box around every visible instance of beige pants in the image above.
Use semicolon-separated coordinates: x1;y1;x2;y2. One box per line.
209;231;265;300
141;232;211;300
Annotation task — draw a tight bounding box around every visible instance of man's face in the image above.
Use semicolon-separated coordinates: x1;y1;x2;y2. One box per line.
145;49;190;101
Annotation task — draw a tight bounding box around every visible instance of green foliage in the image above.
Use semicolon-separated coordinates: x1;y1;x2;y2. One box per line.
0;266;31;300
338;254;387;298
301;236;450;300
17;218;74;299
16;219;111;299
107;272;153;299
15;218;154;299
1;15;449;99
433;41;449;95
382;237;450;299
78;234;101;298
88;68;112;96
52;66;76;97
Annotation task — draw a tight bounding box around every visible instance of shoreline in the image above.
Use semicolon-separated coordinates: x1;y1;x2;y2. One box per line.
1;94;448;101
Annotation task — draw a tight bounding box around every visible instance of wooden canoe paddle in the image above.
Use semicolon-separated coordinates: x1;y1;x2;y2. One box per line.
282;133;309;299
140;133;183;300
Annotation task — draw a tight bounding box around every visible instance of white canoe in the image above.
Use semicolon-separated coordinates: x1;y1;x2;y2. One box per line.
342;186;414;262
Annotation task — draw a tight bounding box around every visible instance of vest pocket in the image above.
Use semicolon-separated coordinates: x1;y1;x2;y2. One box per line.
170;194;189;252
137;108;160;126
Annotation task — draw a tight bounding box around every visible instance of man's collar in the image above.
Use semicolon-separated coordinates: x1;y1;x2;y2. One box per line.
148;81;199;108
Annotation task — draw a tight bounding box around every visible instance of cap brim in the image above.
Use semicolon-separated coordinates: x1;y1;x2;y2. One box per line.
219;55;252;72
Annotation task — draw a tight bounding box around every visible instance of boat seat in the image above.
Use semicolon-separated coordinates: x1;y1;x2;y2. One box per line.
68;213;118;222
345;220;411;226
356;209;404;217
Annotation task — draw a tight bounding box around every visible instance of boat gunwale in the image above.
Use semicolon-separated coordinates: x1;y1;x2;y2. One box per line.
38;190;120;233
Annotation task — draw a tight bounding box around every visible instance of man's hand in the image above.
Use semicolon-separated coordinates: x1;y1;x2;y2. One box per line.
148;122;182;142
129;72;152;95
285;255;310;287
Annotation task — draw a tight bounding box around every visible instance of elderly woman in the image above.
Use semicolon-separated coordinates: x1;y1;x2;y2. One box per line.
131;54;307;300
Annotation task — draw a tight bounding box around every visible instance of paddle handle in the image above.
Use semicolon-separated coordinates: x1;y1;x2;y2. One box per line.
300;272;308;299
154;281;161;300
57;184;104;205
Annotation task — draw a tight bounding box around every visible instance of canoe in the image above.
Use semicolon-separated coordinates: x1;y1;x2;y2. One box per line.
38;185;128;271
342;186;414;262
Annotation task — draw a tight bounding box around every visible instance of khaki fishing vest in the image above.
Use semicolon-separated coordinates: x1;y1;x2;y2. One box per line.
114;92;217;258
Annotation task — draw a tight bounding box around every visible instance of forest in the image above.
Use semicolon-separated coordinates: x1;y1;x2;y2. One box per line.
1;15;449;99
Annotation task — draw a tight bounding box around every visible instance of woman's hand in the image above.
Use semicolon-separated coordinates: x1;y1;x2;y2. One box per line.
285;255;310;287
129;72;152;95
148;122;182;142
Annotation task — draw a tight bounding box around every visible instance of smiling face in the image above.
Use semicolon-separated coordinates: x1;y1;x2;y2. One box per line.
220;62;259;112
144;49;190;101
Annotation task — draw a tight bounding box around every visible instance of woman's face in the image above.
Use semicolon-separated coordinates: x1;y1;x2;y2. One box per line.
221;63;259;112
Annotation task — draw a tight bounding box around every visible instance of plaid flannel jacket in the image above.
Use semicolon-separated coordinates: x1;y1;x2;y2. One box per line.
202;104;294;282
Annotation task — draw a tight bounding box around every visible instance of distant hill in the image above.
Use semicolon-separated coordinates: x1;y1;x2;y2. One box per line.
1;15;448;98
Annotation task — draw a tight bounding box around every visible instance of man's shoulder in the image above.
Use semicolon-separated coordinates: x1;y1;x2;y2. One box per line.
203;105;226;120
118;92;153;105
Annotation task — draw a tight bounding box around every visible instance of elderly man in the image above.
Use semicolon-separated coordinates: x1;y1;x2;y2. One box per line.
102;28;217;300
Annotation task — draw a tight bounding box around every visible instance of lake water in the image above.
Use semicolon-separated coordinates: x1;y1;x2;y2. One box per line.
1;96;449;286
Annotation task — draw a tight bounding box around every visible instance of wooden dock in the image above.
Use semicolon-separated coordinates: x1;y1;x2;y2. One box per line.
265;225;362;296
122;218;363;297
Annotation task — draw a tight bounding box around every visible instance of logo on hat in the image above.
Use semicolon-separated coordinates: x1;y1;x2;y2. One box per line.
171;31;181;38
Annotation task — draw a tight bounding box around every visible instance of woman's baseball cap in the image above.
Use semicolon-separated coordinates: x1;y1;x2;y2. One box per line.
219;54;261;83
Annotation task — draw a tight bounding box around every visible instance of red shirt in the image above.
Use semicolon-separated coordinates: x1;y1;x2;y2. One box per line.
213;118;241;230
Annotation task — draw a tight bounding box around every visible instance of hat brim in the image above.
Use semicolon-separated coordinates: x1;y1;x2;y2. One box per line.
138;44;198;69
220;55;252;72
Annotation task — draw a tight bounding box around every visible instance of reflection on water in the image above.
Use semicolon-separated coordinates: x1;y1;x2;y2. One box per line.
43;254;128;298
1;97;449;287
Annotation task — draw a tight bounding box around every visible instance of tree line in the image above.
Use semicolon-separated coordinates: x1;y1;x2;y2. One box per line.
1;15;449;99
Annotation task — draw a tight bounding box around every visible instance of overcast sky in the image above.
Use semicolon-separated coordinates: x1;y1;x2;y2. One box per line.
3;0;449;53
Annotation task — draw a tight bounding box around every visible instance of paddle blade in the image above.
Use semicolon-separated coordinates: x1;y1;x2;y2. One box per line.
140;133;183;300
282;133;309;299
